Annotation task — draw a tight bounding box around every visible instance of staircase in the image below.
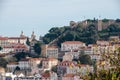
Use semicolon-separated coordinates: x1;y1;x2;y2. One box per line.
48;30;69;46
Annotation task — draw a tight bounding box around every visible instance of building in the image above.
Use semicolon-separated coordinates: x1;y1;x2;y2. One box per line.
8;37;27;44
0;46;14;54
14;43;29;53
63;52;73;61
42;58;58;71
0;43;29;54
41;71;58;80
96;40;110;46
61;41;86;51
29;58;42;68
41;44;48;57
7;59;30;73
46;46;58;58
29;58;42;74
83;47;93;54
64;51;80;60
18;59;30;70
7;62;18;72
62;74;80;80
57;61;76;75
0;37;9;47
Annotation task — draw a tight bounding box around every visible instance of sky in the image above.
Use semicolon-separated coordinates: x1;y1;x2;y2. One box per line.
0;0;120;38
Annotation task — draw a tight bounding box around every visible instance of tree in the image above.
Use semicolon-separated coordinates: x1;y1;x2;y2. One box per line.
33;42;41;55
0;46;2;51
116;19;120;23
26;37;30;46
102;18;109;22
90;47;120;80
15;66;20;71
51;66;57;73
0;57;8;68
14;52;28;61
79;54;93;65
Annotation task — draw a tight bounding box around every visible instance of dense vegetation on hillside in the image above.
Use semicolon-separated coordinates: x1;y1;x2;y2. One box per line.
43;19;120;46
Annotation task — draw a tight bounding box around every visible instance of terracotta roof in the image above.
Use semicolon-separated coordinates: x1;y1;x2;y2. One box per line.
0;37;8;40
59;61;75;66
8;62;18;65
20;58;29;61
42;58;58;61
63;74;74;77
3;44;27;49
62;41;84;44
8;37;26;39
75;64;89;67
42;72;50;78
29;58;42;61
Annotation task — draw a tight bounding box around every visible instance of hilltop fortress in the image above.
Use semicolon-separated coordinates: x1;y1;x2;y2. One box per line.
69;19;120;31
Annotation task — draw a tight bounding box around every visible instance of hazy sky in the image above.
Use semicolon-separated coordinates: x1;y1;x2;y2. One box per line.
0;0;120;38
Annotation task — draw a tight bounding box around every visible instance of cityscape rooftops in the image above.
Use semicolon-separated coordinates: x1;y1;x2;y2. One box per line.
62;41;84;44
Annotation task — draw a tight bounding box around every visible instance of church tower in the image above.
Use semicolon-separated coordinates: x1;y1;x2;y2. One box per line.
31;31;36;40
20;31;26;38
20;31;24;37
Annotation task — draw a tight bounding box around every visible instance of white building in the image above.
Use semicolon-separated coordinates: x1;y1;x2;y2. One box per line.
0;46;14;54
7;62;18;72
7;59;30;72
96;40;110;46
89;54;101;60
18;59;30;70
61;41;86;51
8;37;27;44
0;37;9;47
84;47;93;54
46;46;58;58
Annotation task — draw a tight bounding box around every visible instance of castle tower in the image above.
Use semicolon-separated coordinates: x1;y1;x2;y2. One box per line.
97;16;102;31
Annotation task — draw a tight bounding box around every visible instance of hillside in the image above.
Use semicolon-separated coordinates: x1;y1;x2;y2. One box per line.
43;18;120;46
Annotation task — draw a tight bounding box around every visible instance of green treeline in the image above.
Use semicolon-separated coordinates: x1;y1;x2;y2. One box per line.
43;19;120;46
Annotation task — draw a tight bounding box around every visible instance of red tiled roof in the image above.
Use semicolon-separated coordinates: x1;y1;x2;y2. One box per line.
8;62;18;65
0;37;8;40
42;72;50;78
3;43;27;49
42;58;58;61
8;37;26;39
29;58;42;61
59;61;75;66
62;41;84;44
75;64;89;67
63;74;74;77
20;58;29;61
